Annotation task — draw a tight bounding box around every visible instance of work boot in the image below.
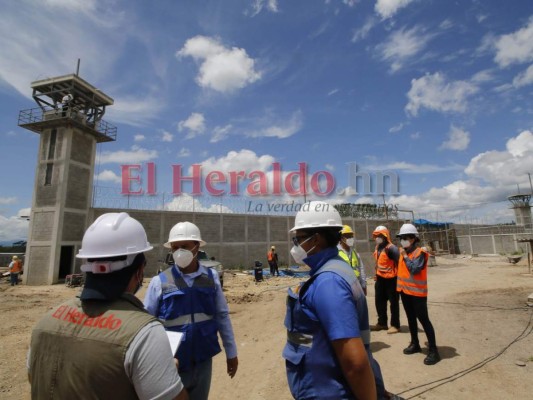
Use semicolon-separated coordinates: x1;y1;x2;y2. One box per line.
424;348;441;365
370;324;388;332
403;342;421;355
387;326;400;334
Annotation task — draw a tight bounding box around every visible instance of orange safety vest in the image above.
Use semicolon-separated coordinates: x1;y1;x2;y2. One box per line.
267;251;274;261
10;260;22;273
373;244;397;279
397;247;428;297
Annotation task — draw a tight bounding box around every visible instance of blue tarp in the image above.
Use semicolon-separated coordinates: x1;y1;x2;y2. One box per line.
413;219;452;227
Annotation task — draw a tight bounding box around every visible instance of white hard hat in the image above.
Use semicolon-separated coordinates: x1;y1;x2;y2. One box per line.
165;221;206;248
397;223;419;237
290;201;343;232
77;212;153;260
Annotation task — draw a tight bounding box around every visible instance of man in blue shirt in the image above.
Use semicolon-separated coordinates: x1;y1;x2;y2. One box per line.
283;201;401;400
144;221;238;400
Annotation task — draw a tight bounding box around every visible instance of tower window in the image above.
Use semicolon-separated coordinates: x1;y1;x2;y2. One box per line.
48;129;57;159
44;163;53;186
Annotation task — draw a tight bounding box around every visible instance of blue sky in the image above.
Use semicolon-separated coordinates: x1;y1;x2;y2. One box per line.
1;0;532;241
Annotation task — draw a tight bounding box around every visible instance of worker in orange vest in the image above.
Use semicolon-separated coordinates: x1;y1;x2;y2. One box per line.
8;255;23;286
267;246;279;276
396;223;440;365
371;226;400;334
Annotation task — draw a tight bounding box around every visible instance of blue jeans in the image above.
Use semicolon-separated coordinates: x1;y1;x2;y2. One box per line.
179;358;213;400
10;273;19;286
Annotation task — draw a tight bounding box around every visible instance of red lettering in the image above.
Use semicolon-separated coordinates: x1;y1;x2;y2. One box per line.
172;164;202;195
64;307;77;323
246;171;268;196
228;171;246;195
285;163;307;196
205;171;226;196
310;171;335;196
272;162;282;195
52;305;67;319
121;165;143;195
146;162;156;195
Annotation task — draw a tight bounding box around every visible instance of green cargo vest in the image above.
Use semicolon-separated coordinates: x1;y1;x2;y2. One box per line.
30;294;158;400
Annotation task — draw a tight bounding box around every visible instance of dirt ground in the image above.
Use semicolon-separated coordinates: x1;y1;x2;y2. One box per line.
1;255;532;399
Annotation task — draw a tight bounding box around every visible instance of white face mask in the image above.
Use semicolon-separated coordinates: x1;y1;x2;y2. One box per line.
400;239;412;248
345;238;355;247
173;247;196;269
375;237;384;245
290;235;315;264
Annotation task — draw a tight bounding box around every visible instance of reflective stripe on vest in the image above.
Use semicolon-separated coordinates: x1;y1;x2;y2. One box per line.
338;249;360;278
162;312;214;327
397;247;428;297
373;244;396;278
299;258;369;346
158;266;221;371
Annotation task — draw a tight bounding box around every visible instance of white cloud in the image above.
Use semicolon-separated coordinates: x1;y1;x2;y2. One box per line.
198;149;275;175
107;96;165;127
327;88;339;96
365;161;463;174
246;110;303;139
343;0;359;7
98;146;158;164
410;132;421;140
0;2;124;101
164;194;233;214
176;36;261;93
325;164;335;171
493;17;533;67
439;125;470;151
352;17;377;42
377;26;432;73
389;122;404;133
211;125;233;143
0;213;29;241
178;112;206;139
405;72;479;116
177;148;191;158
394;130;533;221
162;131;174;142
375;0;415;20
471;69;494;83
95;169;122;184
0;197;17;205
512;64;533;88
248;0;279;17
134;134;145;142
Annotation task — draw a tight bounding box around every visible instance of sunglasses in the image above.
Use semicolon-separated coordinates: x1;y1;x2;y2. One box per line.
292;235;313;246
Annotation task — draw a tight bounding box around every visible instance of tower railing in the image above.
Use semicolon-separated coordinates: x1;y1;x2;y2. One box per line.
18;106;117;141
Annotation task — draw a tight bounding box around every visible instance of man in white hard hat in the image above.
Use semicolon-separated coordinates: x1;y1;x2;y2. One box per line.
283;201;402;400
27;212;188;399
396;223;440;365
144;221;238;400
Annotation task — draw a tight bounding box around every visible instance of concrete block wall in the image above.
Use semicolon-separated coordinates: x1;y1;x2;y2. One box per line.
88;208;405;277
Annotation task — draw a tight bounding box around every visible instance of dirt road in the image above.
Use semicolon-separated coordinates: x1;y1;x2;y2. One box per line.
1;255;532;399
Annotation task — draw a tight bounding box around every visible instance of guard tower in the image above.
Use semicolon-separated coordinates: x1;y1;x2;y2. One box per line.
18;74;117;284
508;193;532;230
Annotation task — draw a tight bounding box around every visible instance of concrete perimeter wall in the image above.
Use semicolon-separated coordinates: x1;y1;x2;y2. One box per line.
456;234;530;255
82;208;407;276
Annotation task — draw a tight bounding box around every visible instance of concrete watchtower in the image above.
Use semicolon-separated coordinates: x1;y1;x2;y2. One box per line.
18;74;117;284
508;193;532;230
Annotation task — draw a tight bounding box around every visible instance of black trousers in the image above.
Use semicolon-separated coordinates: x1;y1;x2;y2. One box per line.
400;291;437;349
375;276;400;328
269;261;279;276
